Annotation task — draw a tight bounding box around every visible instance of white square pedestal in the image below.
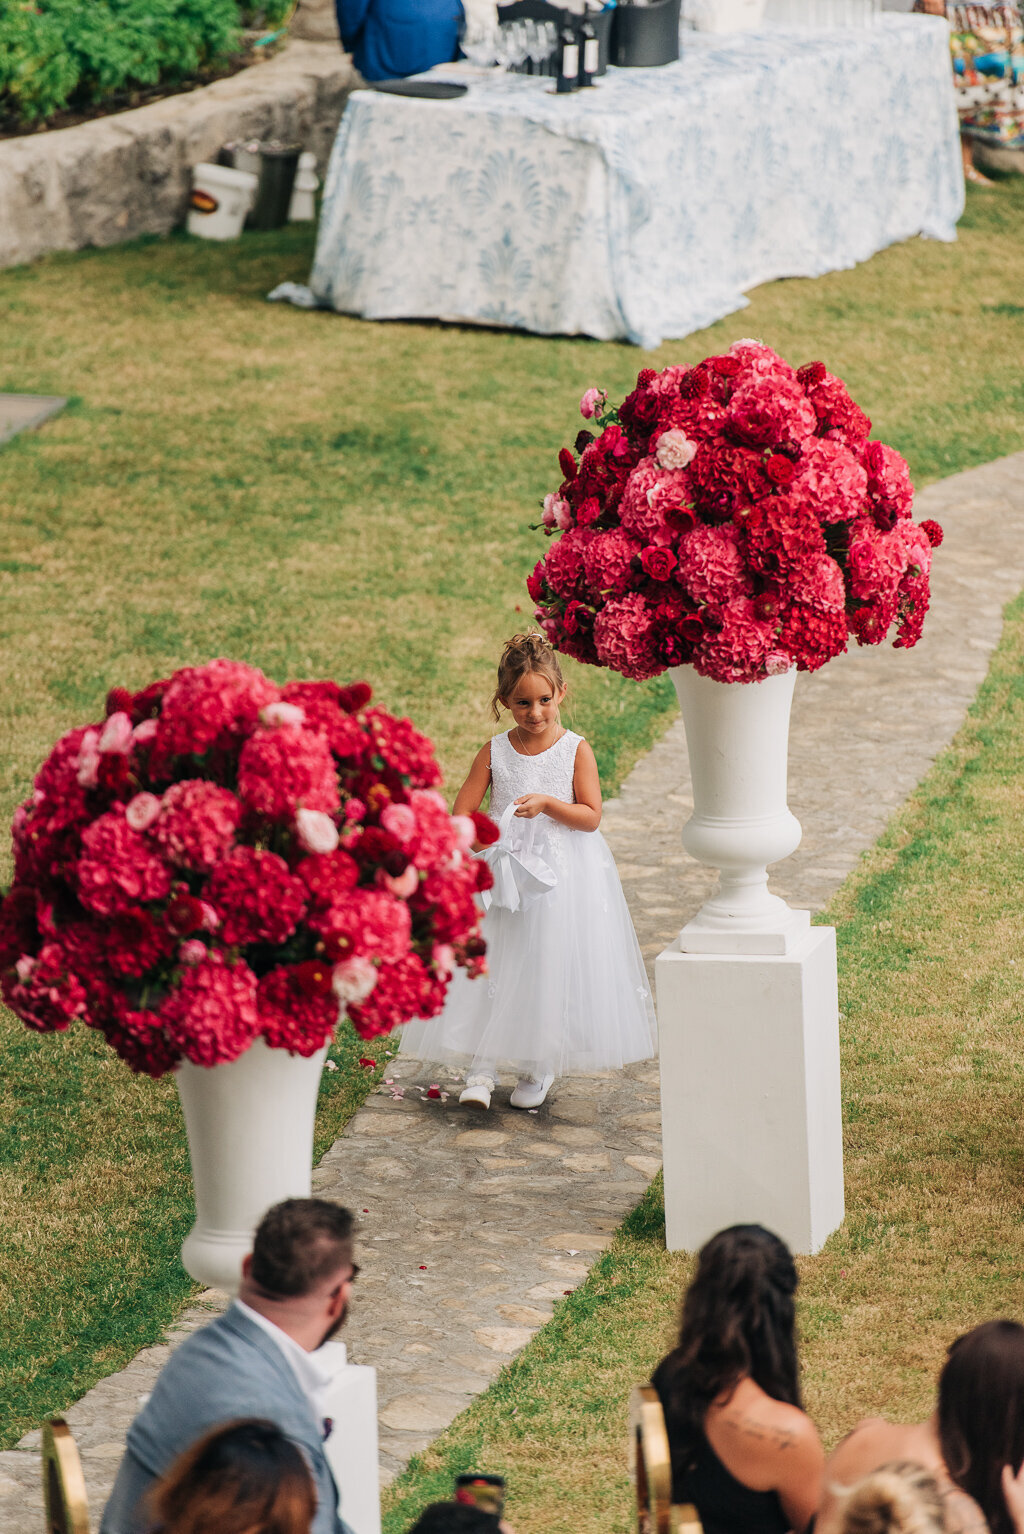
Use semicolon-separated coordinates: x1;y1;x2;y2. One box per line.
655;924;844;1255
318;1342;382;1534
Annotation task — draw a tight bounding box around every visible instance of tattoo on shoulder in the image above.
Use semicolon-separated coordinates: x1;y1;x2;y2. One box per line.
733;1414;796;1451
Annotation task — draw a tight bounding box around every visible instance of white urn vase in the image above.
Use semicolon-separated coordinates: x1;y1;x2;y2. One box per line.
669;665;809;954
176;1037;328;1292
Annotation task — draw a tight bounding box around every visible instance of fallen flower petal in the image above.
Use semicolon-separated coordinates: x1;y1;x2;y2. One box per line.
325;1060;338;1072
426;1087;442;1099
358;1058;377;1068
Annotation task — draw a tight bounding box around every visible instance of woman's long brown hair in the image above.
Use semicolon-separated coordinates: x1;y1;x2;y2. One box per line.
149;1418;316;1534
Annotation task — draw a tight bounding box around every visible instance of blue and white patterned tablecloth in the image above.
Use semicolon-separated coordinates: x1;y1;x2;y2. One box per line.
307;16;963;349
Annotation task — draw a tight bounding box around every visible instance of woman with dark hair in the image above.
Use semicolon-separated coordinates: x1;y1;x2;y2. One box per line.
819;1320;1024;1534
650;1225;824;1534
148;1418;316;1534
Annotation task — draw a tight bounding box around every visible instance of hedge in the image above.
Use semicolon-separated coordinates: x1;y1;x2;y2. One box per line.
0;0;293;129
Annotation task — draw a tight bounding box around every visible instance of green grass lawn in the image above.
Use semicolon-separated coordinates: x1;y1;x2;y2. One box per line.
1;176;1024;1448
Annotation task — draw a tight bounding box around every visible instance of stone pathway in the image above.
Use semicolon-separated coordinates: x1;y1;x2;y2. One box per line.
2;453;1023;1531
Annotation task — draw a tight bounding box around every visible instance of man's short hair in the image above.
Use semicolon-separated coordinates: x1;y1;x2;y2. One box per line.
406;1504;500;1534
250;1199;354;1299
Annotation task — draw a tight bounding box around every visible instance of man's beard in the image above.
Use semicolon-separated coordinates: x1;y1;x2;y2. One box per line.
317;1299;348;1350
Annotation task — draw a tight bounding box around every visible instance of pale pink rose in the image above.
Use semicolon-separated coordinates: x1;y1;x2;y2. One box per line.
381;804;417;842
432;943;455;976
579;387;604;419
344;798;366;823
295;808;340;855
15;955;35;982
98;711;133;754
76;729;101;788
555;500;573;531
133;718;158;744
332;955;379;1004
260;701;306;729
384;866;419;899
125;792;162;832
451;814;476;853
655;429;698;472
765;652;793;677
179;939;207;966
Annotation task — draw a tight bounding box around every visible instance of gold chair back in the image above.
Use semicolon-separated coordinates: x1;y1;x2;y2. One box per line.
629;1386;704;1534
41;1420;90;1534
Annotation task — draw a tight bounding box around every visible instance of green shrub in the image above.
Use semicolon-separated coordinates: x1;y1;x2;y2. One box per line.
0;0;243;127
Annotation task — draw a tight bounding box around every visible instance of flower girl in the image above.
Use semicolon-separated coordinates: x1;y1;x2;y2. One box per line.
399;632;656;1109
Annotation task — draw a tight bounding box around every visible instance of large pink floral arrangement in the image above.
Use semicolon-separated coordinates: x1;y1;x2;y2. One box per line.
528;342;944;684
0;660;494;1076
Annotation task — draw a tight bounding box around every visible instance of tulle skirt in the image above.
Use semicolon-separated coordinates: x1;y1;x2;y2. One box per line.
399;824;657;1078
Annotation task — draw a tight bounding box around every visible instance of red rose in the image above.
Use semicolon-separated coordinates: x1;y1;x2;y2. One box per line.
710;355;742;377
765;455;796;486
106;687;134;718
165;894;205;937
920;519;944;547
641;547;677;582
577;496;602;527
665;505;697;534
471;812;500;847
337;682;372;713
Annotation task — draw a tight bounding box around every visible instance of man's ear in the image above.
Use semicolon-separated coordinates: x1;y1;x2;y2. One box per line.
240;1253;253;1279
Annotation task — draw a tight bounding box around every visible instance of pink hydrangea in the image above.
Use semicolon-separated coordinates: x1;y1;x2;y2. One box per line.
155;658;278;759
151;780;242;872
791;438;868;524
104;908;174;978
311;886;412;963
897;520;933;580
693;598;778;684
257;966;338;1057
238;725;340;821
347;952;443;1040
204;847;307;946
676;523;753;607
1;942;87;1032
412;864;480;944
846;519;909;603
408;789;457;871
743;496;826;581
592;594;662;680
619;459;692;544
543;527;594;600
582;529;643;599
725;376;817;451
297;849;360;920
77;811;172;918
160;953;261;1067
803;368;872;447
785;554;846;613
104;1004;182;1077
279;681;367;760
862;441;914;527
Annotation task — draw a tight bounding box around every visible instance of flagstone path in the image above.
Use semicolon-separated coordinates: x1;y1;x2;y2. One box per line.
2;453;1024;1532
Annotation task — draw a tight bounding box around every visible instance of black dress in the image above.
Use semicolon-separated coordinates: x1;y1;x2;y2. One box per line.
650;1360;791;1534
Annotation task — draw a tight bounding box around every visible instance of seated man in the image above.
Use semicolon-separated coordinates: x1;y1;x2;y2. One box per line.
101;1199;357;1534
335;0;463;81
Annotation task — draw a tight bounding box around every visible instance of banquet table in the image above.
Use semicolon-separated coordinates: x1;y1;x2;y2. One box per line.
305;16;963;349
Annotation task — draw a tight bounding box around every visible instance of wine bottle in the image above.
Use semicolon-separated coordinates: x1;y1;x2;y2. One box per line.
580;20;599;86
556;24;579;92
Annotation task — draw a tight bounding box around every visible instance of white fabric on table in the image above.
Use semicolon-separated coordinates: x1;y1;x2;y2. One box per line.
305;16;962;348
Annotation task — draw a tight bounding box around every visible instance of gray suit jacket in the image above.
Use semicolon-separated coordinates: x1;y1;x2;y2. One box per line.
100;1304;345;1534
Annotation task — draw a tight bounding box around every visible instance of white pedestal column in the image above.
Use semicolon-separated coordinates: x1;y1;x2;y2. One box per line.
656;924;843;1255
319;1342;382;1534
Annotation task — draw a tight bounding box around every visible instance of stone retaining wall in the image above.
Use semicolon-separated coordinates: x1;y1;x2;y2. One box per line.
0;39;357;270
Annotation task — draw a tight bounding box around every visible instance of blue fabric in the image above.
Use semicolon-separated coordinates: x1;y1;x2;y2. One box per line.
307;17;964;347
335;0;462;80
100;1305;345;1534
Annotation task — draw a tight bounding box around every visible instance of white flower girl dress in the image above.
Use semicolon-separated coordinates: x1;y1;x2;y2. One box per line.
399;728;657;1083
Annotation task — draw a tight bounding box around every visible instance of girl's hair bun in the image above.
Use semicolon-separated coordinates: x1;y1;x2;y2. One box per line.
492;632;566;720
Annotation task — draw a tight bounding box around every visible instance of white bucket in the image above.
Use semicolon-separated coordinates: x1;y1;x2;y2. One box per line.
186;162;258;241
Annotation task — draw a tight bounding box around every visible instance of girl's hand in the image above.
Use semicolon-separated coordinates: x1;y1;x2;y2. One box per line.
514;794;549;819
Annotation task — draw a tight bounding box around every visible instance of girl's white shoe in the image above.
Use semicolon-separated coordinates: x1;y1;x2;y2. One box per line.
459;1075;494;1109
510;1072;554;1109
